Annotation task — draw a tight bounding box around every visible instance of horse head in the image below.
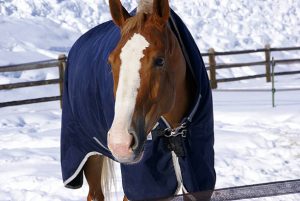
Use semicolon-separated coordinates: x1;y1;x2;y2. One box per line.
107;0;188;164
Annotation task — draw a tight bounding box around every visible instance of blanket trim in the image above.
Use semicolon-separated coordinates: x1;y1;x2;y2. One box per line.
93;137;111;152
64;152;102;187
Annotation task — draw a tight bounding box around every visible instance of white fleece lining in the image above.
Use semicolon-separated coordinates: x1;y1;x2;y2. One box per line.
172;151;188;195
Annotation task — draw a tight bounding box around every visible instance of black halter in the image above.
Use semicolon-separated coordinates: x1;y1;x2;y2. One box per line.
151;93;201;157
159;118;189;157
150;15;203;158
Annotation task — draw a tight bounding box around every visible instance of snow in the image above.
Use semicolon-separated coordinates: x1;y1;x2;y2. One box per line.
0;0;299;200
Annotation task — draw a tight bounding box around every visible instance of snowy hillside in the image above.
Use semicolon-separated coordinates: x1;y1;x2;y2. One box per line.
0;0;300;201
1;0;300;65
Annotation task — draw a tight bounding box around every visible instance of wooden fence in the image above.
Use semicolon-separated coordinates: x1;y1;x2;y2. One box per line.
0;45;300;108
202;45;300;89
0;54;66;108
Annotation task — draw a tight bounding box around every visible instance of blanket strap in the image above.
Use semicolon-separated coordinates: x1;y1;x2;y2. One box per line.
151;117;189;157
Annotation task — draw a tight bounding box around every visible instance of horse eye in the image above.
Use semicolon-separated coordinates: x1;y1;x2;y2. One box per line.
154;57;165;67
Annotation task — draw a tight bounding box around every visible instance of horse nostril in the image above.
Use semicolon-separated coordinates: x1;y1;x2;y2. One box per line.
129;130;139;150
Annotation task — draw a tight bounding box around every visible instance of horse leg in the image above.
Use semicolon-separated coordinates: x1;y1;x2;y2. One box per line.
84;154;105;201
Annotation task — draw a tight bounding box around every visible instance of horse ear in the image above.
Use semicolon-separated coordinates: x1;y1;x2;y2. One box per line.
152;0;170;25
109;0;131;27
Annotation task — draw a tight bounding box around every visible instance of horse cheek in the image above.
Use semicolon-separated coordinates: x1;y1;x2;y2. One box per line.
150;79;160;101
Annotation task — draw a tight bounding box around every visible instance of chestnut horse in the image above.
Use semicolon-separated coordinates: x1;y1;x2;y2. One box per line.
61;0;215;200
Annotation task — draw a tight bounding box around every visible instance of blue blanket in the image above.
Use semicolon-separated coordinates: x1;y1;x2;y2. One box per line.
61;9;215;201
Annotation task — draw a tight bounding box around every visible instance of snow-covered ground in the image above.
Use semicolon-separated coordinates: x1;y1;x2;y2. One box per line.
0;0;300;200
1;84;299;201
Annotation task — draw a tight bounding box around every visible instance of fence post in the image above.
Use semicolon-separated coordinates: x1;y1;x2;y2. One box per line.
265;44;271;82
208;48;217;89
58;54;67;108
271;57;276;108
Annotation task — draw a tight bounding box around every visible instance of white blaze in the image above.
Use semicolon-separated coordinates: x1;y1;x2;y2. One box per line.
111;34;149;132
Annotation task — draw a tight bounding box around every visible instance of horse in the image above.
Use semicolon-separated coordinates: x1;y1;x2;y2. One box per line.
60;0;215;200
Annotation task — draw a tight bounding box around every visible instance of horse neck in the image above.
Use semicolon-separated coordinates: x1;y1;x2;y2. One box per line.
163;37;196;128
164;73;195;128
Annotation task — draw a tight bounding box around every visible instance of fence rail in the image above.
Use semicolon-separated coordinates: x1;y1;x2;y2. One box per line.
0;96;61;108
214;88;300;92
209;58;300;70
0;79;60;90
0;55;66;108
163;179;300;201
202;45;300;89
217;70;300;83
201;46;300;56
0;60;60;73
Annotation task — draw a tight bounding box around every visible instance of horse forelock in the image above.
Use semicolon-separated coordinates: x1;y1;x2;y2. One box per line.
121;12;146;36
137;0;153;14
121;0;165;37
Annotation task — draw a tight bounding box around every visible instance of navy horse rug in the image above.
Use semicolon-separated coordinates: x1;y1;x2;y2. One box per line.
61;9;215;200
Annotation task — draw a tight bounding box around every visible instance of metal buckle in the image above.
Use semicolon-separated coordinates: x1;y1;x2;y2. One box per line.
164;123;187;138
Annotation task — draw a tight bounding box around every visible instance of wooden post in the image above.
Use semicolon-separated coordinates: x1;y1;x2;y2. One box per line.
208;48;217;89
58;54;67;108
265;44;271;82
271;57;276;108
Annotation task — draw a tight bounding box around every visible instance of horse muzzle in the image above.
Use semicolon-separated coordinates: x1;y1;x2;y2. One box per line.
107;128;146;164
